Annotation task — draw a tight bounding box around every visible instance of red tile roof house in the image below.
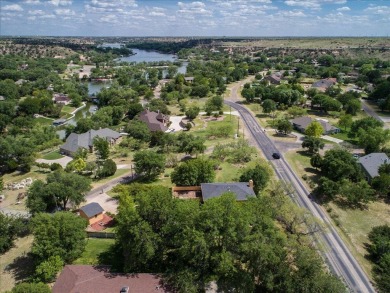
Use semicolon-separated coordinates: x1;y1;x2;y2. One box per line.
52;265;171;293
138;109;170;132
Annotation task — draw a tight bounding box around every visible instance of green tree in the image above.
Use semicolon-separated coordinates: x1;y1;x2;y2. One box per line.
239;163;271;195
127;103;144;120
315;177;339;202
98;158;117;178
357;127;390;154
287;105;307;118
262;99;277;115
133;150;165;181
338;114;353;130
302;136;325;154
0;213;27;254
372;174;390;197
171;158;215;186
305;121;324;138
34;255;64;283
345;99;361;115
93;136;110;161
31;212;87;263
276;119;293;135
350;117;383;136
185;105;200;120
8;283;51;293
320;148;362;182
339;179;375;208
125;120;152;143
310;153;323;170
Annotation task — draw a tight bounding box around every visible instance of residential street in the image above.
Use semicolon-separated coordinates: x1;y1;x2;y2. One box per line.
224;85;376;293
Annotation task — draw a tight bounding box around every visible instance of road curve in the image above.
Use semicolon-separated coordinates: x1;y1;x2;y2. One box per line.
225;100;376;293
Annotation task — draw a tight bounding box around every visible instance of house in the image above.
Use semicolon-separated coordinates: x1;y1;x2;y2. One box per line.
172;181;256;202
201;182;256;201
358;153;389;181
138;109;170;132
60;128;121;157
290;116;340;135
52;265;168;293
184;76;194;83
53;93;71;105
311;78;337;92
79;202;104;225
264;74;281;85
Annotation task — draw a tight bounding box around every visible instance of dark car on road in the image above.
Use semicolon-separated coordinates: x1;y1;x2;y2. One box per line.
272;152;281;159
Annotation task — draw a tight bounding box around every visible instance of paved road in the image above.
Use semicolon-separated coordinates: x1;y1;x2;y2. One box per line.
225;100;376;293
361;99;390;129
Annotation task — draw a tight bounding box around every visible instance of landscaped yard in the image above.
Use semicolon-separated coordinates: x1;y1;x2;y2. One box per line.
73;238;115;265
41;150;64;160
61;105;76;114
34;117;53;125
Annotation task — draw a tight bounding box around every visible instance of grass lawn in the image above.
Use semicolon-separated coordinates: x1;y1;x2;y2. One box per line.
34;117;54;125
62;105;76;114
92;169;131;188
41;150;64;160
0;235;34;292
73;238;115;265
326;200;390;279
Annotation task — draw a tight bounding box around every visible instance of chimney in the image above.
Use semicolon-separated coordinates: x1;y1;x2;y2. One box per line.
249;180;254;188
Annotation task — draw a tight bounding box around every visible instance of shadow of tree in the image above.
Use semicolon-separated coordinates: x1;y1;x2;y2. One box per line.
5;253;35;283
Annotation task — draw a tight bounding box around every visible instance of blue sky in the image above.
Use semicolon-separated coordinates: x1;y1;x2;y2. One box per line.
1;0;390;36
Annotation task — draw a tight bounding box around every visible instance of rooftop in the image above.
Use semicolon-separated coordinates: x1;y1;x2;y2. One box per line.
201;182;255;201
358;152;389;179
52;265;169;293
79;202;104;218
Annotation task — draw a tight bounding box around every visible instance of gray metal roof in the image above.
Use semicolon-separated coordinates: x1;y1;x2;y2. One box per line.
290;116;339;134
80;202;104;218
358;153;390;179
201;183;256;201
60;128;121;154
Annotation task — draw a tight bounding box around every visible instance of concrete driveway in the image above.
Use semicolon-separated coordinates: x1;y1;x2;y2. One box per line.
169;116;185;132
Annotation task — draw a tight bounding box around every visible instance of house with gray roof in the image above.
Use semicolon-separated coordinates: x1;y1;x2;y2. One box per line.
290;116;340;135
138;109;170;132
311;78;337;92
60;128;121;157
200;182;256;201
358;152;389;181
79;202;104;225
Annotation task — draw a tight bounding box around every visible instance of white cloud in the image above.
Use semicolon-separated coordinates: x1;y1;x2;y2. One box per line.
40;14;56;18
2;4;24;11
277;10;306;17
55;9;76;15
337;6;350;11
364;5;390;15
99;14;119;24
28;9;45;15
49;0;72;6
24;0;41;4
285;0;321;10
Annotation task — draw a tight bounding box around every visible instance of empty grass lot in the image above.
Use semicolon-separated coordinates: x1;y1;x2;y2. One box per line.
73;238;115;265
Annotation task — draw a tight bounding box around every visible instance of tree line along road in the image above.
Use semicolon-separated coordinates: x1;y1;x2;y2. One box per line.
224;99;376;293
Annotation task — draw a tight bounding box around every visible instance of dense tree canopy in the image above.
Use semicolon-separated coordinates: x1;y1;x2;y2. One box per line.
115;185;344;293
171;158;215;186
133;150;165;181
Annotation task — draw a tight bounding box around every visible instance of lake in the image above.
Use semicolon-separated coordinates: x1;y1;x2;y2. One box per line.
57;47;187;138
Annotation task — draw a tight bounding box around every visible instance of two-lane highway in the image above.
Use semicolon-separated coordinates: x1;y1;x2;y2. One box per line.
225;100;376;293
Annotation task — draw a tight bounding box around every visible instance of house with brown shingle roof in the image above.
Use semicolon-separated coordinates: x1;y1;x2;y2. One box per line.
138;109;170;132
52;265;170;293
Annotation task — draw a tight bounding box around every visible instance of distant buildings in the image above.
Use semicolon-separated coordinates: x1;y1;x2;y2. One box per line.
53;93;71;105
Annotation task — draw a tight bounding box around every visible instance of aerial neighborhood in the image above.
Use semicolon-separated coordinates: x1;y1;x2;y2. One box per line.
0;35;389;293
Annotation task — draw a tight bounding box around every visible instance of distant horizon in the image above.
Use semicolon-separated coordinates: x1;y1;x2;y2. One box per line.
1;35;389;39
1;0;389;37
